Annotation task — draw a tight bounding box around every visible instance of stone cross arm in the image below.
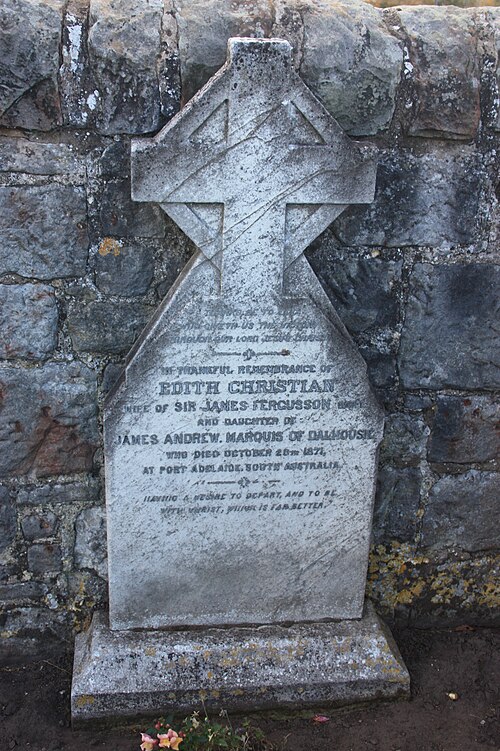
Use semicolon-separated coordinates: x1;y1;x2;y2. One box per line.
131;38;378;300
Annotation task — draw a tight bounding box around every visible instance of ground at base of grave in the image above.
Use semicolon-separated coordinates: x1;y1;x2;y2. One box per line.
1;626;498;751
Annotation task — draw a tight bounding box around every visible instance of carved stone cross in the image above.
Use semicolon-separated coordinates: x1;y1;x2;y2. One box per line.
132;38;376;302
103;38;382;632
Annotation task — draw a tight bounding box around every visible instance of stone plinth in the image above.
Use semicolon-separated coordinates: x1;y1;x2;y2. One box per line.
71;603;409;726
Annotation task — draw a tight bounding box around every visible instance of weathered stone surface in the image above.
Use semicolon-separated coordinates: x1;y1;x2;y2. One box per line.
74;507;107;579
27;543;62;574
308;250;402;336
88;0;163;135
71;606;409;725
21;511;59;541
59;0;97;128
158;0;181;122
0;582;46;604
0;363;98;479
0;486;16;552
335;146;484;248
102;363;124;395
17;480;99;505
399;264;500;390
99;180;166;237
421;471;500;553
0;284;58;360
373;466;421;544
0;0;64;130
0;186;88;280
396;7;480;139
175;0;274;102
67;300;151;354
95;240;155;296
300;0;402;135
0;138;83;176
428;395;499;465
109;38;383;630
380;414;429;467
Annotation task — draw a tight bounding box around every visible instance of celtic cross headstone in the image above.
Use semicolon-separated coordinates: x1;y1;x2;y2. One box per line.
72;38;409;724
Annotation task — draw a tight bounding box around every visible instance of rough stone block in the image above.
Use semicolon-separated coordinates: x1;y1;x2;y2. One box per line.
421;470;500;553
0;138;84;176
396;7;480;139
0;0;64;130
74;507;107;579
398;264;500;390
0;582;47;604
373;466;421;544
380;414;429;466
0;362;98;479
21;511;59;541
71;605;409;725
300;0;402;135
0;284;58;360
0;486;16;552
428;395;499;465
175;0;274;102
27;543;63;574
94;240;155;296
59;0;97;128
17;480;99;505
0;186;88;280
67;300;151;354
308;250;402;336
334;147;484;248
88;0;163;134
99;180;166;237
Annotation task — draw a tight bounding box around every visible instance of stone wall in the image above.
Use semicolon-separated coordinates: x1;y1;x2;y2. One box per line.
0;0;498;647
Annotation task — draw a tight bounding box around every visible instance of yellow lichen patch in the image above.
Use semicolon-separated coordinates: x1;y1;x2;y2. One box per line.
98;237;121;256
76;695;95;707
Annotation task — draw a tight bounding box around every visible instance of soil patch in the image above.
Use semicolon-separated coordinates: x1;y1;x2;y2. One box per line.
1;626;498;751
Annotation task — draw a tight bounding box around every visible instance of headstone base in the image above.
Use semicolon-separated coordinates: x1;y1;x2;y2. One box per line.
71;602;409;726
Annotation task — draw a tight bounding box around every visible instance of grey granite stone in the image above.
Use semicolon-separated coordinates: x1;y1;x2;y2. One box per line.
0;284;58;360
88;0;163;135
300;0;402;135
428;395;499;465
74;507;108;579
71;605;409;725
27;543;63;574
396;7;480;139
108;37;383;630
17;480;99;506
94;240;155;296
399;264;500;390
21;511;59;541
0;582;46;604
0;0;64;130
175;0;274;102
380;414;429;466
0;363;98;479
373;466;421;544
59;0;96;128
102;363;124;395
0;486;16;552
308;248;401;337
99;180;166;237
0;138;83;176
335;146;484;248
67;300;151;354
421;470;500;553
0;186;88;280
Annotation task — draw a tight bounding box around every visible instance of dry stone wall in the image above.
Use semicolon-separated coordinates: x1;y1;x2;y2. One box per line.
0;0;499;648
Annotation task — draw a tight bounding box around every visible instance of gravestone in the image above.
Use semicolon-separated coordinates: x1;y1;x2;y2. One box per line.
72;38;409;724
